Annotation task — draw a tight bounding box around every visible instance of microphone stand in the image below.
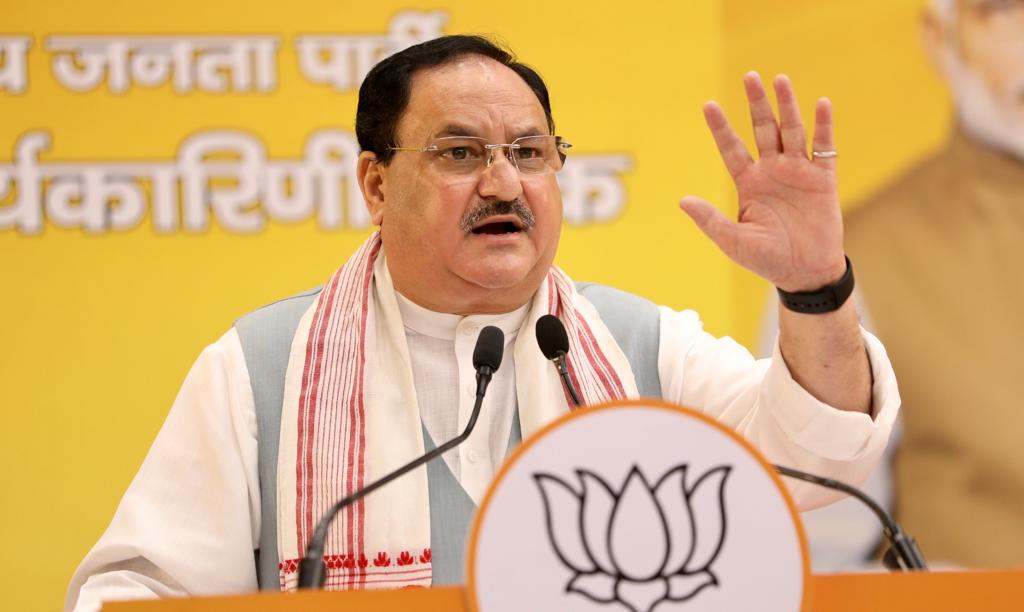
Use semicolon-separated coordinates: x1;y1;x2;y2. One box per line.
538;320;925;572
297;363;498;588
545;343;926;571
774;464;927;570
552;351;582;407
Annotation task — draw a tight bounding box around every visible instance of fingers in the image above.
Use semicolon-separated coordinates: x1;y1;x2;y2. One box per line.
811;98;837;170
702;101;754;179
706;73;831;175
743;72;781;158
773;75;807;157
678;196;738;259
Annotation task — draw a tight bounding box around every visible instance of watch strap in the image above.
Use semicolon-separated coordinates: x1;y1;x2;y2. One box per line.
776;256;855;314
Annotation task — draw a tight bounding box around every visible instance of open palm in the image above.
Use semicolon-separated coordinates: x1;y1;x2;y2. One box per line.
680;73;847;293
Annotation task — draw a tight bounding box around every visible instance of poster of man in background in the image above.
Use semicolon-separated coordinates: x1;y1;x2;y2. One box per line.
787;0;1024;569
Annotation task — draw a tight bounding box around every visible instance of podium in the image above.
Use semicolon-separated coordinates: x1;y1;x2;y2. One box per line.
104;571;1024;611
96;402;1024;611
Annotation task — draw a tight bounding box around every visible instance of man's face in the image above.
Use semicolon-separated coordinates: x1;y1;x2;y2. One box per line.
363;56;562;314
931;0;1024;157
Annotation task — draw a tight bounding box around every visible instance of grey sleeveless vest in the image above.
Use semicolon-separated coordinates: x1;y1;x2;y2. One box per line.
234;282;662;589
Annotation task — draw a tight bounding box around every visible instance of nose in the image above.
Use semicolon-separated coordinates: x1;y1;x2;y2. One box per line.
477;150;523;201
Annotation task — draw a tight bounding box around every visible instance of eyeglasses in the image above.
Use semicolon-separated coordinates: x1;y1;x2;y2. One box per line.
967;0;1024;19
387;135;572;177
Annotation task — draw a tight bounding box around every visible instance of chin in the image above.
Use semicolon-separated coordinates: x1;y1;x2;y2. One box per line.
463;269;531;291
459;259;544;293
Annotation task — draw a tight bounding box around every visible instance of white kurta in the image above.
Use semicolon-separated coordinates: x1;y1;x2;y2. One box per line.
396;290;529;505
66;292;899;612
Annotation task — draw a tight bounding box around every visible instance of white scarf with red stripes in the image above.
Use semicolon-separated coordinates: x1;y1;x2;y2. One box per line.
274;233;638;590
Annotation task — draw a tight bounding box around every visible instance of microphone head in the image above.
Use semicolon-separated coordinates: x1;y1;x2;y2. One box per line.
472;325;505;372
536;314;570;361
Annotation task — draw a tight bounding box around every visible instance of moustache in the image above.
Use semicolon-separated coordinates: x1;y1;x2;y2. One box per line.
459;199;537;234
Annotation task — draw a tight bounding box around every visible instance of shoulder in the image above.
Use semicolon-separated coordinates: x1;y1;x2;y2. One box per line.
234;286;323;331
573;282;659;319
845;145;958;235
232;287;323;361
575;282;661;337
575;282;664;396
844;144;966;274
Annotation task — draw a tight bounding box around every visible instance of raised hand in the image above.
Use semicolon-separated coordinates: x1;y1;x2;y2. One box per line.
679;72;846;293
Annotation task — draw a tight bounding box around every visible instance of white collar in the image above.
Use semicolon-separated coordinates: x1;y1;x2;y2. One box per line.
384;258;529;342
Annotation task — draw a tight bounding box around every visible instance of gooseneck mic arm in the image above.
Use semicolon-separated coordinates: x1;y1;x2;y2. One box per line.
536;314;582;407
531;318;921;570
297;325;506;589
773;464;927;571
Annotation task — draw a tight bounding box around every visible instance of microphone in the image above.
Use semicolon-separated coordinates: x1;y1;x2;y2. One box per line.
472;324;504;398
773;464;927;571
536;314;582;407
297;325;506;589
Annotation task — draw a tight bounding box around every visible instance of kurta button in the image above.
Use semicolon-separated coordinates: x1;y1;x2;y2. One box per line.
467;449;480;463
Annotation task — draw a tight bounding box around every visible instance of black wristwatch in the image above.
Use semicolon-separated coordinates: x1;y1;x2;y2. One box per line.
776;256;855;314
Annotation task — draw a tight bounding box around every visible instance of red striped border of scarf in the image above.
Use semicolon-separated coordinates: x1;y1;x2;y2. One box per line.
278;548;433;590
291;235;383;590
548;270;627;405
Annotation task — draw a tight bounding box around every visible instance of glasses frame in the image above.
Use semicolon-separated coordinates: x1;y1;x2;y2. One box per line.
387;135;573;176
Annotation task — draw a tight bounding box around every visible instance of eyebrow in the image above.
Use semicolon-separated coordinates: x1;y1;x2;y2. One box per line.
511;127;546;139
432;124;549;140
434;124;479;139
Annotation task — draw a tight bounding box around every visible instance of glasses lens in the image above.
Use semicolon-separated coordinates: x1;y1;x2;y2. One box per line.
512;136;563;174
423;135;570;179
429;137;487;175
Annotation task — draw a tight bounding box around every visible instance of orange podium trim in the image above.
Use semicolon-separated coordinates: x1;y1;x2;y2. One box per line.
103;570;1024;611
808;570;1024;611
103;585;468;611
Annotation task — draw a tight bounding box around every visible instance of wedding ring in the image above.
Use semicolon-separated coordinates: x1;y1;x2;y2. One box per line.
812;150;838;158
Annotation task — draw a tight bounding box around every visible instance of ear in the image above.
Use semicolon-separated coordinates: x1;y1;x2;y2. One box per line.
357;151;386;226
921;7;952;82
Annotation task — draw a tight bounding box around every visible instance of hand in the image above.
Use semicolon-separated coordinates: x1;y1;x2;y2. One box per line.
679;72;846;293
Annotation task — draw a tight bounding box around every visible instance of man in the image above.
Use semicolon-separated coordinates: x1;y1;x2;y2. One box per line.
843;0;1024;567
66;35;898;609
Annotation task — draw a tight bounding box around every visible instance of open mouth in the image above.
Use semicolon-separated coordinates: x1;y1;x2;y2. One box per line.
470;219;523;235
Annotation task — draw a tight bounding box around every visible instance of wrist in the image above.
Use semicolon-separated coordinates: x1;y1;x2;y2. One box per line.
777;257;848;293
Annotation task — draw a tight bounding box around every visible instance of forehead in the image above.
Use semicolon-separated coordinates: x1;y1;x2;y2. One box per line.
397;55;550;142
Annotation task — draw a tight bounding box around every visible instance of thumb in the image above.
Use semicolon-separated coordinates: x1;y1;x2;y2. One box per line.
679;196;738;258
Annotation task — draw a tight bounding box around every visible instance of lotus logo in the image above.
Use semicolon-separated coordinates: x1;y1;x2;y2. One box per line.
535;464;730;612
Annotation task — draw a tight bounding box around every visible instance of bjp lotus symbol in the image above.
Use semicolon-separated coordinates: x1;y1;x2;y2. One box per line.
535;464;730;612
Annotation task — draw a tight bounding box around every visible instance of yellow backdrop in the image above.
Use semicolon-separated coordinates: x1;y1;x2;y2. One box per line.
0;1;946;610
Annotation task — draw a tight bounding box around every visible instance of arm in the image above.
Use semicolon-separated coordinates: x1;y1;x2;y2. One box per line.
657;306;899;510
65;329;261;612
680;73;872;415
757;288;897;566
779;298;871;414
